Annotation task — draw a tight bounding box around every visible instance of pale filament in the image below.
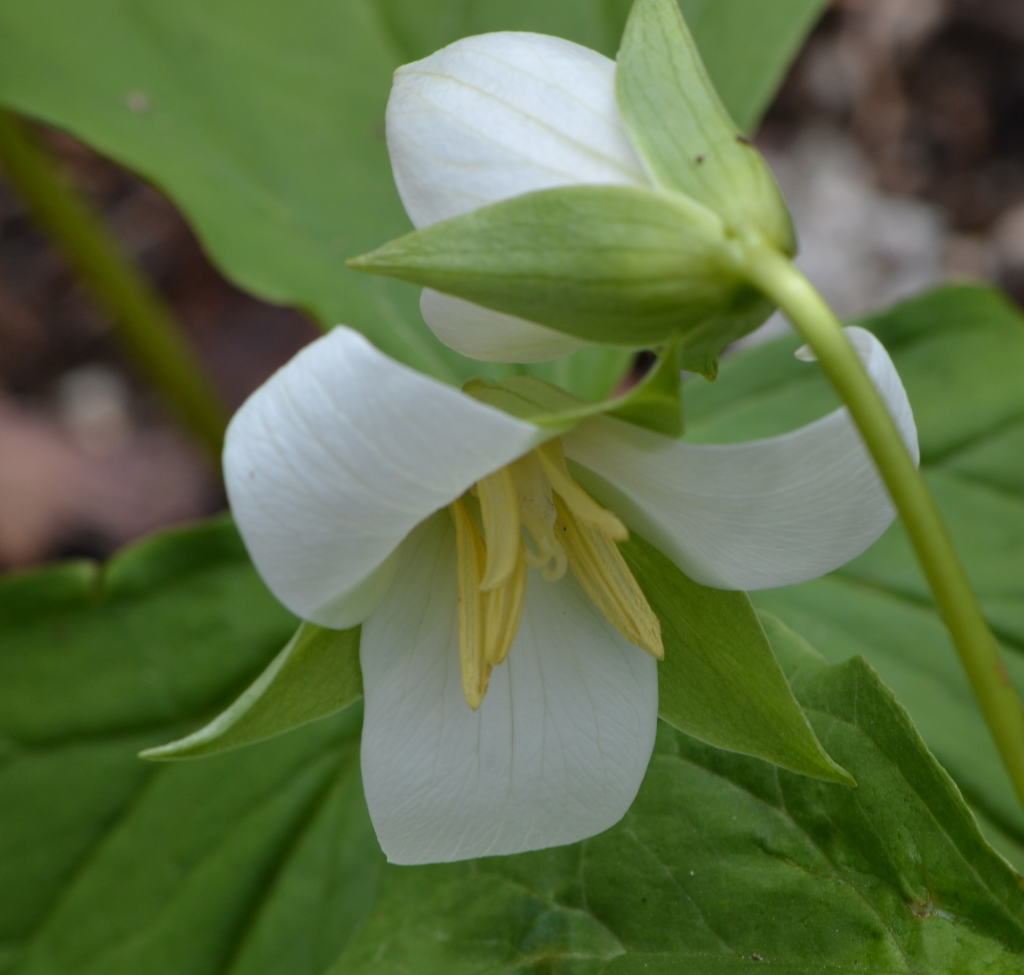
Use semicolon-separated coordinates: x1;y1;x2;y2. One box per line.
449;437;664;710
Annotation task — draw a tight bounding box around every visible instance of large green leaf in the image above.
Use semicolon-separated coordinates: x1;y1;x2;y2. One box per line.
0;518;304;974
684;283;1024;857
3;532;1022;973
0;0;826;385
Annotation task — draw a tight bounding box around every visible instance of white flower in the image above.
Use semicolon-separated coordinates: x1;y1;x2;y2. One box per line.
386;31;651;363
224;323;917;865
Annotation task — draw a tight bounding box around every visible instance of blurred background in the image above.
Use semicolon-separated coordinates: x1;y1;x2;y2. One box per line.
0;0;1020;571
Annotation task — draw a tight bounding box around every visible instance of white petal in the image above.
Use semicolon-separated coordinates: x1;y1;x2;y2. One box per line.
420;289;593;363
387;32;650;230
360;513;658;865
224;327;544;628
564;327;919;590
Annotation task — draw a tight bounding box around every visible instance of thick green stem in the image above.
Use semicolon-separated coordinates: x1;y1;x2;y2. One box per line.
0;109;228;462
746;244;1024;812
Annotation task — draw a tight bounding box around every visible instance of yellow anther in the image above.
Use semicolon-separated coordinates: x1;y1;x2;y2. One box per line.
451;437;663;711
537;440;628;541
554;497;663;660
484;539;527;665
449;499;491;709
476;466;522;591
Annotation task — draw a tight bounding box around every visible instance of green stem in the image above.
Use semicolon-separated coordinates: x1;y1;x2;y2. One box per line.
0;109;228;462
745;244;1024;812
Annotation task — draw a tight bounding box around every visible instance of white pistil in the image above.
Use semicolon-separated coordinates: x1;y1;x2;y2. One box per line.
450;437;663;708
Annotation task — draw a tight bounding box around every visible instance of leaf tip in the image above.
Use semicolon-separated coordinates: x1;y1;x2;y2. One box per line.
820;761;857;789
345;252;373;270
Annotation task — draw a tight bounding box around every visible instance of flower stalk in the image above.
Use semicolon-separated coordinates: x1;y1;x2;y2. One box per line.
0;109;228;462
746;243;1024;813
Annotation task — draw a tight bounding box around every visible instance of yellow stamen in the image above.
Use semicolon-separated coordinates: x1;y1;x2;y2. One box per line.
450;437;664;710
554;496;664;659
449;499;490;709
476;466;522;591
537;440;628;541
510;452;567;581
484;539;527;665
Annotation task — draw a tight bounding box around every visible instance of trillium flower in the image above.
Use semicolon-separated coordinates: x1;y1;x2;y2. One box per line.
224;323;917;865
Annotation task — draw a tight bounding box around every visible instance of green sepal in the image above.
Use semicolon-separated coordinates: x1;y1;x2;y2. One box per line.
674;288;777;380
141;621;362;761
467;339;685;438
622;530;854;785
617;0;796;257
350;184;750;349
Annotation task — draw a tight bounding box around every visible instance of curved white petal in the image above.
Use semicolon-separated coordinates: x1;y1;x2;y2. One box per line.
420;289;593;363
564;327;919;591
224;327;544;628
360;513;658;865
387;31;650;230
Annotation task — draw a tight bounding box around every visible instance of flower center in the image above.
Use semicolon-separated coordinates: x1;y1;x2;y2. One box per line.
448;438;663;709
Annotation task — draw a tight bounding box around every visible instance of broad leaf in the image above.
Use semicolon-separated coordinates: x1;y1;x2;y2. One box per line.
4;540;1021;973
0;0;826;386
141;622;362;761
624;532;853;785
0;518;305;974
685;282;1024;859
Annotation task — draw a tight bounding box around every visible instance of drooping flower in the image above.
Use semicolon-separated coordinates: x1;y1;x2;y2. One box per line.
224;323;917;865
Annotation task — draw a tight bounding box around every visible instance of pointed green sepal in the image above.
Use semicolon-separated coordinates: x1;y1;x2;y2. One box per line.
672;289;777;380
616;0;796;257
621;530;854;785
349;184;749;349
467;339;684;438
140;621;362;761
